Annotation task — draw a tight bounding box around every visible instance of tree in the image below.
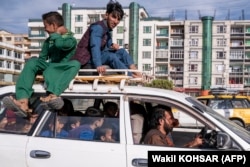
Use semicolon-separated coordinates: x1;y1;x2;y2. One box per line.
143;79;173;90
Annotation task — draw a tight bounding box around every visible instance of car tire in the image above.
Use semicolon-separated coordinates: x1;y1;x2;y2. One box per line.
231;119;244;128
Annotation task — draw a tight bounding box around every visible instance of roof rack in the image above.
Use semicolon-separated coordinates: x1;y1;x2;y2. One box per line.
36;69;153;91
209;88;239;96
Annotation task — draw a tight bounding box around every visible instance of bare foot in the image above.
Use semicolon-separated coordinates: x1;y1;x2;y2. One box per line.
40;94;58;102
3;96;32;113
132;72;142;78
4;96;31;113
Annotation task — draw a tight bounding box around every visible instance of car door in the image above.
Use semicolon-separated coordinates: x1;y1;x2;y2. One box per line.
25;95;127;167
230;98;250;126
0;108;32;167
124;96;207;167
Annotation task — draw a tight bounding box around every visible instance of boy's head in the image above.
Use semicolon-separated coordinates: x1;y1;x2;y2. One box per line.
98;127;115;142
105;0;124;29
106;0;124;19
42;11;64;34
104;102;119;118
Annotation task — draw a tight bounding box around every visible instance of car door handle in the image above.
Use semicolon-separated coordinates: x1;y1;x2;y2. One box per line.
132;158;148;166
30;150;51;159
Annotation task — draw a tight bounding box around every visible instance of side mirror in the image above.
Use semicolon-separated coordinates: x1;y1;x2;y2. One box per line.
216;132;232;149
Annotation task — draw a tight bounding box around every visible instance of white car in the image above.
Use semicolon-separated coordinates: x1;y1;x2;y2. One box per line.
0;76;250;167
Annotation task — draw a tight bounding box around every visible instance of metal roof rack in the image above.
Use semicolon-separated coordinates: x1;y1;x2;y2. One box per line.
36;69;152;91
209;88;239;96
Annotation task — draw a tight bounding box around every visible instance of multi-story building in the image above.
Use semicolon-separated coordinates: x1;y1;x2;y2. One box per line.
27;2;250;96
0;30;30;86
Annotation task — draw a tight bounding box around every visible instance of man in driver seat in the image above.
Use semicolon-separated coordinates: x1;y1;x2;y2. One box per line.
144;108;203;148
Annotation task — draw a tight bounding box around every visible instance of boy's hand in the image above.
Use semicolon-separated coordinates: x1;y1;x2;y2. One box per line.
97;65;106;74
56;26;68;35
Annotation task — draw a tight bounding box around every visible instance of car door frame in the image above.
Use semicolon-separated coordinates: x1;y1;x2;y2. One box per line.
25;94;127;167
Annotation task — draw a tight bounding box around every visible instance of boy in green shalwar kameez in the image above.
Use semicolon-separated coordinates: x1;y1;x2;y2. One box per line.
3;11;79;116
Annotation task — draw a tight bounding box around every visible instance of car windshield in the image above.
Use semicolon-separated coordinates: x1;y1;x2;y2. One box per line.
187;97;250;144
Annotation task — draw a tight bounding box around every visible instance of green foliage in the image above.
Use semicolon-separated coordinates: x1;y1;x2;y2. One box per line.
143;79;173;90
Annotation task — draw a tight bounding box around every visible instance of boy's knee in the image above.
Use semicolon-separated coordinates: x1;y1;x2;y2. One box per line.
25;57;38;68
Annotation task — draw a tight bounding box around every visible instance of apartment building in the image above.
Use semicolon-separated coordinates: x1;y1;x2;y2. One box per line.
27;2;250;95
0;30;30;86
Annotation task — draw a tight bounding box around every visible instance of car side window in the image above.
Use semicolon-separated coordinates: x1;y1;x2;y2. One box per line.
128;97;219;149
0;98;40;135
231;99;248;108
209;99;230;109
36;98;120;143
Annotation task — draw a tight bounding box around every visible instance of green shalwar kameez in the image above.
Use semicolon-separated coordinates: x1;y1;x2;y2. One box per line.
15;32;80;100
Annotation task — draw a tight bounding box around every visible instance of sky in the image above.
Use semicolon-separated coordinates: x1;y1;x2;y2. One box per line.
0;0;250;34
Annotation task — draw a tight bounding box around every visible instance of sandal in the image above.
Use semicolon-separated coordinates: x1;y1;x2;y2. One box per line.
40;95;64;110
2;96;28;117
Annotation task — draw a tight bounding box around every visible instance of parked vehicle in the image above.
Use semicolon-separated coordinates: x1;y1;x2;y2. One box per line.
0;74;250;167
197;88;250;129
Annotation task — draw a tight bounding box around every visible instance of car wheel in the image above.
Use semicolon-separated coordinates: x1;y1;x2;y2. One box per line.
231;119;244;128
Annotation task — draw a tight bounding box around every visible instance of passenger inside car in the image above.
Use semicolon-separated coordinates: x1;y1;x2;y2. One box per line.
67;116;81;131
0;112;7;130
96;125;116;142
22;113;39;133
144;107;203;148
68;107;104;140
103;101;120;141
129;102;147;144
40;116;68;138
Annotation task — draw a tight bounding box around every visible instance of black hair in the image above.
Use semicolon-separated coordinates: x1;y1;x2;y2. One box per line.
149;108;167;129
106;0;124;20
42;11;64;27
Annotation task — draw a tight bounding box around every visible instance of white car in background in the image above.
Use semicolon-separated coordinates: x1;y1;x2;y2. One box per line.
0;75;250;167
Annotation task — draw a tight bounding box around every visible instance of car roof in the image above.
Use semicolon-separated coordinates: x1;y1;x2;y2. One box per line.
0;83;192;106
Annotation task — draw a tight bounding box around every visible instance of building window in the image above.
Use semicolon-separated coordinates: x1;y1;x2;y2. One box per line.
217;39;226;47
157;41;168;49
216;64;225;72
157;28;168;36
189;39;198;46
7;61;11;69
188;64;198;72
0;60;4;68
170;50;184;59
117;26;124;34
143;39;151;46
171;39;183;47
14;62;21;70
0;48;3;55
215;78;225;85
231;27;243;34
142;51;151;59
189;25;198;33
172;28;183;34
217;25;226;33
142;64;151;71
155;65;167;74
216;51;226;59
6;37;12;41
14;52;22;59
189;77;198;85
88;14;100;24
116;39;123;46
143;26;151;33
14;37;23;42
75;27;83;34
189;51;198;59
7;50;11;56
230;50;244;59
75;15;83;22
231;40;243;47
